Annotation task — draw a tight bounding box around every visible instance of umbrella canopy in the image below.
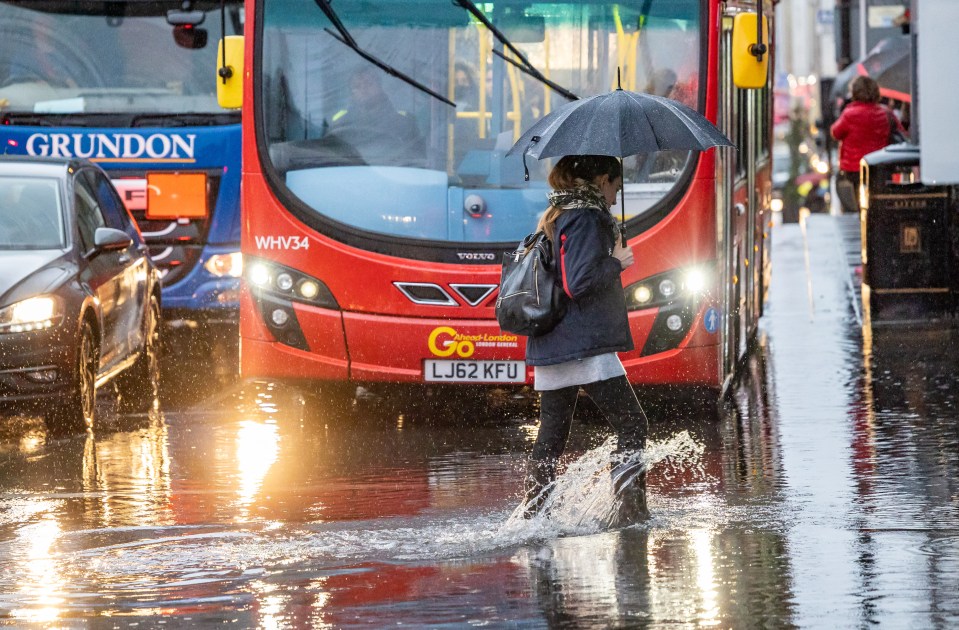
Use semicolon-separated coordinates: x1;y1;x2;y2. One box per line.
830;35;911;107
506;89;733;161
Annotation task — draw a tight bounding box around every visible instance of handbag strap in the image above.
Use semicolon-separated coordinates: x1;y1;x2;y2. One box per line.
520;231;551;258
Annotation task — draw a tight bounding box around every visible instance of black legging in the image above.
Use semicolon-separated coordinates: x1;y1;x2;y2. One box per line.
532;375;648;465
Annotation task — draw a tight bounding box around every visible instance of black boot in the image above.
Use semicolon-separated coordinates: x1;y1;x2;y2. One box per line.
609;463;650;527
522;459;556;519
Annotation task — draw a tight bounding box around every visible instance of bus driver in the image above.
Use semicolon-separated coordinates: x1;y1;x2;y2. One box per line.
329;66;426;167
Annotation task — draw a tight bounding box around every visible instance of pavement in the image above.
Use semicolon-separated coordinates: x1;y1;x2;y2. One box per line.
771;209;863;325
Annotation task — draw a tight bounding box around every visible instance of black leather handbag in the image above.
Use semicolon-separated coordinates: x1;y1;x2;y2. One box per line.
495;231;568;337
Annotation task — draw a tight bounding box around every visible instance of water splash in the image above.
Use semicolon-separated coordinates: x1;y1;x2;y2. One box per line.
502;430;706;536
49;432;705;589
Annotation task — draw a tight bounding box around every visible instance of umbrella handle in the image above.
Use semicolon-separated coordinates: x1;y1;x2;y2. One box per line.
522;135;541;182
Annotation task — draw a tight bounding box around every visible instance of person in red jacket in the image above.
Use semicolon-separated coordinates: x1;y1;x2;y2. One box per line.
830;76;907;213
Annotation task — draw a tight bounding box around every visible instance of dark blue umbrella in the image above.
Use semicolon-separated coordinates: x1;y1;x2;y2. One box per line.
506;85;732;240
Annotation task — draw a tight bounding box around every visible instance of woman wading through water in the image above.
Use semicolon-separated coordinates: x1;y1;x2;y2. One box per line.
522;154;649;526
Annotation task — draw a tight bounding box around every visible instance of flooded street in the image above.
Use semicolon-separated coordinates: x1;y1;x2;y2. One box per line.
1;214;957;627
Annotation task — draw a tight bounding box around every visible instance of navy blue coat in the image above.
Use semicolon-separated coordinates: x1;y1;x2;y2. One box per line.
525;205;633;366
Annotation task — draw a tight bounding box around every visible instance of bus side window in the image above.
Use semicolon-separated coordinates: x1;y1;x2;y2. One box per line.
754;87;769;162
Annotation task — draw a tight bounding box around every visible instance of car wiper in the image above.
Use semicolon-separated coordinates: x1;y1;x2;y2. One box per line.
451;0;578;101
312;0;454;107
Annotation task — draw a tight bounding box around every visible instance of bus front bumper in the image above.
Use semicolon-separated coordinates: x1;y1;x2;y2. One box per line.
239;290;722;389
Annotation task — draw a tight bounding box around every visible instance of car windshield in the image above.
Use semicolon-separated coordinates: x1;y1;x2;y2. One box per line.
258;0;703;245
0;176;65;249
0;1;243;115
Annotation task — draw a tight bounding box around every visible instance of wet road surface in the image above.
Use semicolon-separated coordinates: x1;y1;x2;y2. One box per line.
1;213;957;627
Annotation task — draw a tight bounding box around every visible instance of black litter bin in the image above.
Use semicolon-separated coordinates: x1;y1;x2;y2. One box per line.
861;144;954;321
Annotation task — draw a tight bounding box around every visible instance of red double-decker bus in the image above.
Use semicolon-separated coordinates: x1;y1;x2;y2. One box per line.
222;0;774;398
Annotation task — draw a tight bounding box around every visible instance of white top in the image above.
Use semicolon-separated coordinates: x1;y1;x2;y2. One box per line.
533;352;626;391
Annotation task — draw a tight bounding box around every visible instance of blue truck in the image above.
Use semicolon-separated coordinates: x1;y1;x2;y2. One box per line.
0;0;243;350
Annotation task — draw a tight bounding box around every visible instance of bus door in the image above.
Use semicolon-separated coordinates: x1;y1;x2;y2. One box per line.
744;2;775;343
724;9;770;380
718;17;741;387
736;8;771;356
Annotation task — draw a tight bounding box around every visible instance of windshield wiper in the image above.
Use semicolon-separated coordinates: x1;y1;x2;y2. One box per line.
312;0;454;107
451;0;578;101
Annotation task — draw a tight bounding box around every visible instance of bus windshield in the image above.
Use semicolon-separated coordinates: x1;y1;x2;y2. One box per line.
258;0;703;245
0;1;243;116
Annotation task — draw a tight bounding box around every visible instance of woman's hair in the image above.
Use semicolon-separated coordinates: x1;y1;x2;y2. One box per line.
536;155;622;240
547;155;622;189
850;76;881;104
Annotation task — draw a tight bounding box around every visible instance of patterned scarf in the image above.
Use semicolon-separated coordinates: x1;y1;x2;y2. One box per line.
546;182;609;213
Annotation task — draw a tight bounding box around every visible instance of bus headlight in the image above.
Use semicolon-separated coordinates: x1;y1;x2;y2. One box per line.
683;267;708;294
244;257;339;351
276;273;294;291
204;252;243;278
658;279;677;298
665;314;684;331
298;280;320;300
248;262;272;287
631;284;653;305
270;308;290;326
243;257;339;310
625;265;712;311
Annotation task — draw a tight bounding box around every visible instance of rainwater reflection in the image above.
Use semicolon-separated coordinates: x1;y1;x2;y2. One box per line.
845;324;959;626
0;223;958;628
0;347;799;626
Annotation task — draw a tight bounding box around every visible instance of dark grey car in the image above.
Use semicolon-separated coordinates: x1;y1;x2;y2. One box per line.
0;156;161;433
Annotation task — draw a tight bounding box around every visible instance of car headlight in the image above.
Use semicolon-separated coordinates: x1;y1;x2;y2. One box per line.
0;296;62;333
204;252;243;278
625;266;712;311
244;257;339;309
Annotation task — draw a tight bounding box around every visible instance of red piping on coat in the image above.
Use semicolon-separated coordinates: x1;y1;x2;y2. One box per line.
560;233;573;298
